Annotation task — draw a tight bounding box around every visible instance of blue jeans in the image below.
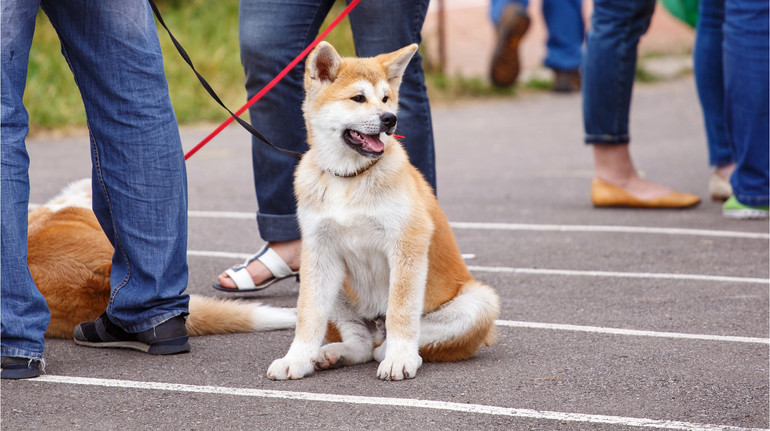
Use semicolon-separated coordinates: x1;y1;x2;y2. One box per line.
490;0;585;71
693;0;734;168
239;0;436;243
722;0;769;205
582;0;656;144
1;0;190;360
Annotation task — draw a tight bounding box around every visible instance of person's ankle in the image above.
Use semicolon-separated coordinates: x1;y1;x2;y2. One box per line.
594;172;636;189
715;163;736;181
267;239;301;270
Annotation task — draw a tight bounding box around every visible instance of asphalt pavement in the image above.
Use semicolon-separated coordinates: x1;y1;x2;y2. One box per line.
3;76;769;431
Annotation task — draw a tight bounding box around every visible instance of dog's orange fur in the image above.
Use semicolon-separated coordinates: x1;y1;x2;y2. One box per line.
268;42;499;381
299;105;495;363
27;200;294;338
28;206;113;338
420;205;498;361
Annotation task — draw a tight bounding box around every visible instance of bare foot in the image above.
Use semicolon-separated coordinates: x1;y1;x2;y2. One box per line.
593;143;675;200
216;239;301;290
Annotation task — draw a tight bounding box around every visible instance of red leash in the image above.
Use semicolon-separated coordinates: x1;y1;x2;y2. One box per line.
184;0;362;160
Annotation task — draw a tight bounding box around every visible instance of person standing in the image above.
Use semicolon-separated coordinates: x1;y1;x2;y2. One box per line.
2;1;191;379
582;0;700;208
693;0;736;201
696;0;769;218
213;0;437;292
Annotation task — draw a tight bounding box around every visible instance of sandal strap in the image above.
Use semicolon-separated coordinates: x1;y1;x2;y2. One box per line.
221;245;295;291
224;266;256;290
255;246;294;278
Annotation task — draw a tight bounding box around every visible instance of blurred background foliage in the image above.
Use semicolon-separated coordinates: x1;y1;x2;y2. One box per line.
24;0;356;133
24;0;512;134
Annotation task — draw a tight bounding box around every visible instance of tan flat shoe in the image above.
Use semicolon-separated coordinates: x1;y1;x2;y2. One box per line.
591;178;701;208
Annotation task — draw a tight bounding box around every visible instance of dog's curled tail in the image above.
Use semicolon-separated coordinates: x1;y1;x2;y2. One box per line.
185;294;296;336
418;280;500;362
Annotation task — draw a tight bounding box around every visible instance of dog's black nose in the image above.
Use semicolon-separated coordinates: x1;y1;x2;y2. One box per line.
380;113;397;130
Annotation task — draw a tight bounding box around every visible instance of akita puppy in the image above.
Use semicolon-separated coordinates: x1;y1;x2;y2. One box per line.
267;42;500;381
28;179;296;339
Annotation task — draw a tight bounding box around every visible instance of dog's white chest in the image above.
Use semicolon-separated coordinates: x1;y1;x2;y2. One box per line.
299;182;411;317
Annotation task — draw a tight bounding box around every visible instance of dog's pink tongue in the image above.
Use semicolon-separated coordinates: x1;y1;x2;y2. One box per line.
361;133;384;152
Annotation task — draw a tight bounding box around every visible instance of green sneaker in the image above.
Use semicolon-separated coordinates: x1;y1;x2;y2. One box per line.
722;196;769;219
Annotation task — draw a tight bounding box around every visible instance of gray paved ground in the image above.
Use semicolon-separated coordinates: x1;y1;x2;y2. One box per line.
3;77;769;430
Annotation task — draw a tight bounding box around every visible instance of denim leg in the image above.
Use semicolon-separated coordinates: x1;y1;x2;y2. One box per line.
239;0;437;243
1;0;49;360
723;0;769;206
693;0;734;167
42;0;189;332
239;0;335;243
582;0;655;144
489;0;529;26
542;0;584;71
348;0;436;191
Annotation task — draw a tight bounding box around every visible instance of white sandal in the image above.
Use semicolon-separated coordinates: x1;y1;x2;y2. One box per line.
212;244;299;293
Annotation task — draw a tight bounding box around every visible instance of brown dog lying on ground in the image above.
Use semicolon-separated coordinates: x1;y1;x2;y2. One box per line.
28;179;295;338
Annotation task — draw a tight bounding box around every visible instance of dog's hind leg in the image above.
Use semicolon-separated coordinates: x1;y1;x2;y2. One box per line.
316;322;374;370
416;280;500;362
315;294;375;370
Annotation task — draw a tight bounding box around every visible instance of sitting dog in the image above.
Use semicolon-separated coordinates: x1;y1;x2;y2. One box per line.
267;42;500;381
28;179;296;338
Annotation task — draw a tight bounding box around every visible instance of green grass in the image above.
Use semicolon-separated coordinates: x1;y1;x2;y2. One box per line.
154;0;245;126
634;66;664;83
24;0;355;133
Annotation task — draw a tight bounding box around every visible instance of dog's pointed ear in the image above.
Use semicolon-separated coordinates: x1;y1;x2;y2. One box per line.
307;41;343;84
378;44;418;88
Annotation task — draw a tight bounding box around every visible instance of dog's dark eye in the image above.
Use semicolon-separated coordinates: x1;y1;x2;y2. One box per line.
382;96;389;103
351;95;366;103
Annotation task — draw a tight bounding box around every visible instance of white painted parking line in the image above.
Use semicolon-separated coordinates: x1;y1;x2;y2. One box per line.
33;375;767;431
186;210;769;240
187;250;768;285
188;250;250;260
497;320;770;344
189;210;254;219
467;266;769;285
449;221;770;240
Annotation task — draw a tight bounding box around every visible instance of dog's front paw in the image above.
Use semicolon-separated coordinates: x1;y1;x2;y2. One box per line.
266;356;315;380
376;350;422;381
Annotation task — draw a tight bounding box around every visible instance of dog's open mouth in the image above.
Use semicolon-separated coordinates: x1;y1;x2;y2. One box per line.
343;129;385;157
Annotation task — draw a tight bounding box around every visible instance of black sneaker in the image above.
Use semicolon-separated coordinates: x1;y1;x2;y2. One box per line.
1;356;42;379
73;313;190;355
